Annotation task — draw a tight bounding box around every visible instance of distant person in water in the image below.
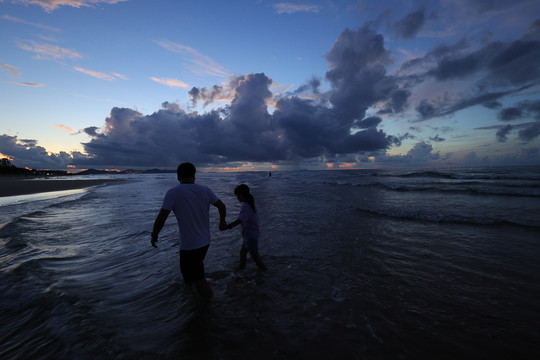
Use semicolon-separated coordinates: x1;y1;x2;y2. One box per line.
226;184;267;271
151;162;227;297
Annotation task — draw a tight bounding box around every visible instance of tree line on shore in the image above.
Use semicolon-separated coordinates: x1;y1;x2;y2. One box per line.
1;158;176;176
0;158;68;177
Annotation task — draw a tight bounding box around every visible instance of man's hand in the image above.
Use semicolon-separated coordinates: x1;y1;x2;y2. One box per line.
151;233;158;248
219;220;228;231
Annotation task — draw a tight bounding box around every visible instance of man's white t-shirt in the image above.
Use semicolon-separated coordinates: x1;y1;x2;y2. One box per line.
162;183;219;250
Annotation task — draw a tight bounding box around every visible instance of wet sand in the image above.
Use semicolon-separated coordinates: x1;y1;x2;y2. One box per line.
0;178;123;197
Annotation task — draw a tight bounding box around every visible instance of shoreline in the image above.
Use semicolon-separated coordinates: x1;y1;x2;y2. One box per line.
0;178;124;198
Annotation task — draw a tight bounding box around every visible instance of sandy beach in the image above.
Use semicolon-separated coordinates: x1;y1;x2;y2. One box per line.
0;178;123;197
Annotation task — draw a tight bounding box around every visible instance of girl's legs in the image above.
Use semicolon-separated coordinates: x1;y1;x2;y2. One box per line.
239;243;248;269
250;251;267;271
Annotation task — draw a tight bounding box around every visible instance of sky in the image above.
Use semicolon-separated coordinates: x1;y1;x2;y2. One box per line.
1;0;540;171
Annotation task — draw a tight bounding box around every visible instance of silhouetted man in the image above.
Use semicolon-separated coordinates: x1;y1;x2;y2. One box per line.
151;162;227;297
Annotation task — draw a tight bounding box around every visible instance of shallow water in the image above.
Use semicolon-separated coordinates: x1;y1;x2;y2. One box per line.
1;167;540;359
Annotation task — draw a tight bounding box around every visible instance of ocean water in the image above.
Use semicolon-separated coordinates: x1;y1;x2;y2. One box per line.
1;167;540;359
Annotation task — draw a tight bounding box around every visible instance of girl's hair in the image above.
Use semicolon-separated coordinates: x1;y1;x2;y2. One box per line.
234;184;256;213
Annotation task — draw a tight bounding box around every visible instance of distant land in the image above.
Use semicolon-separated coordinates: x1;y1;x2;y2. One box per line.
1;158;175;177
76;168;176;175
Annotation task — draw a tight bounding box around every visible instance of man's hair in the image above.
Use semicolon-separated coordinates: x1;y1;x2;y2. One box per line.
177;162;196;179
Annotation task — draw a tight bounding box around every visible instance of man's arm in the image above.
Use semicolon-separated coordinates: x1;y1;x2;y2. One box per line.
151;208;170;248
227;219;241;230
213;200;227;231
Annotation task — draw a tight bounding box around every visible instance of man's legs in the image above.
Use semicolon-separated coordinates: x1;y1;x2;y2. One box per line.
180;245;213;297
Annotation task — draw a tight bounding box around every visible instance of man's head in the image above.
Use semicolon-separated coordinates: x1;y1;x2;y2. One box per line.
177;162;196;183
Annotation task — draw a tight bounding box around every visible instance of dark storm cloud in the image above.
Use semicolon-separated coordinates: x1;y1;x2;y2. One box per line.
189;84;228;107
378;88;411;114
483;100;502;109
522;19;540;41
414;85;535;121
422;30;540;86
455;0;532;15
353;116;382;129
82;126;101;137
0;134;73;169
429;135;445;142
400;39;470;72
498;107;523;121
496;100;540;142
293;76;321;95
393;8;426;39
518;123;540;142
496;124;512;142
415;99;437;119
325;26;400;124
73;25;401;167
402;19;540;121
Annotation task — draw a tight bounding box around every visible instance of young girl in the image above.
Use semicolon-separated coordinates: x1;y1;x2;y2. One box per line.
227;184;267;271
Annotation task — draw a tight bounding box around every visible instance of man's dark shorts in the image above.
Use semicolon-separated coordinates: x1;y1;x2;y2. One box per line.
180;244;209;283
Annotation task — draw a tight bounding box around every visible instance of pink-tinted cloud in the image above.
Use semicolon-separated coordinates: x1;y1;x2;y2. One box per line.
155;40;228;77
1;14;60;31
17;41;82;60
73;67;125;81
0;62;22;77
149;77;189;88
274;3;320;15
5;81;45;87
54;124;75;133
12;0;129;12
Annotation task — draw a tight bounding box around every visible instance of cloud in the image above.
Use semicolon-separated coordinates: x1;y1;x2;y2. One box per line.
1;14;60;31
69;27;404;168
11;0;129;12
155;40;228;77
0;62;22;77
496;124;512;142
189;84;232;107
498;99;540;121
453;0;533;15
54;124;75;133
112;72;128;80
399;19;540;121
5;19;538;170
522;19;540;41
274;3;320;15
518;123;540;142
495;100;540;142
17;40;82;60
150;77;189;88
393;7;426;39
353;116;382;129
0;134;75;169
420;29;540;87
72;67;126;81
429;135;445;142
5;81;45;86
406;141;439;163
498;107;523;121
324;26;402;125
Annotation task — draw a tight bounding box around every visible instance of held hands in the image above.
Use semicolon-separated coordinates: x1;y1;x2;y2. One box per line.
219;220;228;231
